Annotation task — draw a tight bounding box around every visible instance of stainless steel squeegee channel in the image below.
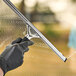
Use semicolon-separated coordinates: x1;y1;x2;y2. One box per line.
3;0;67;62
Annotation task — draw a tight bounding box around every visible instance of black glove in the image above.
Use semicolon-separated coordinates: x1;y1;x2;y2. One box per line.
0;37;34;75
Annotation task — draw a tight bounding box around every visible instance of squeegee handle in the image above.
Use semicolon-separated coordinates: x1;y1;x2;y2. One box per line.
3;0;67;62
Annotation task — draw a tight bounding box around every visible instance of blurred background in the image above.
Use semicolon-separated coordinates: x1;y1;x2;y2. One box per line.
0;0;76;76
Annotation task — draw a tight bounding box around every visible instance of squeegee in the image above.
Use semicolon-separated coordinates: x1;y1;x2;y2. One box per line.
3;0;67;62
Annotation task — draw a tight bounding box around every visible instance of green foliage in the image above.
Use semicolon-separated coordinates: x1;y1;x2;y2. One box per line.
45;30;60;38
43;23;60;39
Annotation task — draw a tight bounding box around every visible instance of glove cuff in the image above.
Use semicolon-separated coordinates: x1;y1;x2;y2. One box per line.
0;57;7;75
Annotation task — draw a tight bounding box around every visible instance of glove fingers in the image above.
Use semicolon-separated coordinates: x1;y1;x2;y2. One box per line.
22;37;34;46
25;47;29;52
12;37;34;46
11;37;28;44
27;41;34;46
12;37;22;44
20;41;34;46
22;37;29;42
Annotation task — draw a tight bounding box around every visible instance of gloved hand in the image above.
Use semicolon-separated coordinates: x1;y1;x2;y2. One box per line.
0;37;34;75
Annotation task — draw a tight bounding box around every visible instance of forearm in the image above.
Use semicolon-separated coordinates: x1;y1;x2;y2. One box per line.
0;68;4;76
